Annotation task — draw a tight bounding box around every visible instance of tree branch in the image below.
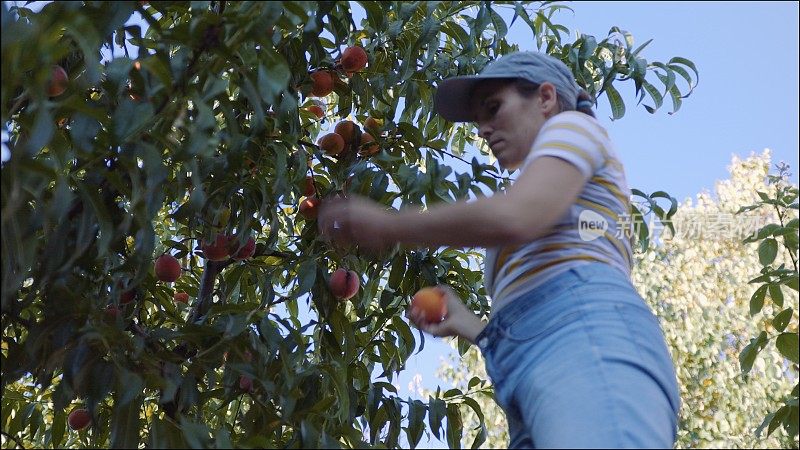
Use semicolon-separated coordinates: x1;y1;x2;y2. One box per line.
1;430;26;449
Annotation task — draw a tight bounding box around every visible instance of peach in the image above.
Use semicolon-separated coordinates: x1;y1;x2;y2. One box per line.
358;132;379;156
334;120;359;145
306;104;324;119
48;65;68;97
310;71;334;97
202;234;230;261
364;117;381;132
121;289;136;304
341;46;368;73
231;236;256;260
104;306;120;321
68;408;91;431
303;176;316;197
318;132;345;156
412;287;447;323
155;255;181;282
329;268;359;299
174;292;190;304
239;375;254;393
299;197;321;220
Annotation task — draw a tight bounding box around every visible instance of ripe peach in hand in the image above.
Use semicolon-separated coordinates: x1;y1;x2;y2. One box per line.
329;268;359;299
68;408;91;431
155;254;181;282
412;287;448;323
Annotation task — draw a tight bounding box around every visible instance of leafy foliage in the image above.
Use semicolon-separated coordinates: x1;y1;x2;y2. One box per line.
736;162;799;442
2;1;694;448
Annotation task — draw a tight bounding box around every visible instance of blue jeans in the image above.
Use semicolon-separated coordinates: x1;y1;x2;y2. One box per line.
475;262;681;448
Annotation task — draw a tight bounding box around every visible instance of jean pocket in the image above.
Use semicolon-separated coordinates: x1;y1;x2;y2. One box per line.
501;306;583;342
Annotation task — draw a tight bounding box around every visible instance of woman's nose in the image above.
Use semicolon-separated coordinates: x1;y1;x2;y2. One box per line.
478;123;493;140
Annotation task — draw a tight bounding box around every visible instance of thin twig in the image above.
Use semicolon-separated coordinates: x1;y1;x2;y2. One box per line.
1;430;26;449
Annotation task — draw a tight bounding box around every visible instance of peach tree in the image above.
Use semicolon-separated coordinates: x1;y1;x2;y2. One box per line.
1;1;695;448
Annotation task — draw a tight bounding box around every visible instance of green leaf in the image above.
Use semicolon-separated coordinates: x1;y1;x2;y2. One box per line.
739;342;758;374
445;403;463;449
768;405;790;436
462;396;485;423
769;284;784;308
758;238;779;266
773;308;793;332
52;408;66;448
471;424;487;449
604;83;625;120
777;333;800;364
428;397;446;439
406;400;426;449
111;394;141;449
750;285;767;316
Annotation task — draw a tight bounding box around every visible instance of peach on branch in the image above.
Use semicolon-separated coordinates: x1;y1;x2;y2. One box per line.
358;132;379;156
310;70;334;97
174;292;190;304
306;104;325;119
48;65;68;97
364;117;382;132
202;234;231;261
303;176;316;197
341;46;368;73
329;268;359;299
155;254;181;282
318;132;345;156
239;375;254;393
334;120;360;146
299;197;321;220
68;408;91;431
232;236;256;260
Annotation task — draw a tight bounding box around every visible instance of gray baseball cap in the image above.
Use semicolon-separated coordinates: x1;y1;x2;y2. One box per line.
434;51;583;122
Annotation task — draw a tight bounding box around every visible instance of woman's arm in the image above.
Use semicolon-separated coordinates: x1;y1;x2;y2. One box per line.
386;156;588;247
318;156;588;252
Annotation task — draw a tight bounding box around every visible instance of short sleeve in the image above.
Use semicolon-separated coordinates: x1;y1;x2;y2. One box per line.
520;112;608;179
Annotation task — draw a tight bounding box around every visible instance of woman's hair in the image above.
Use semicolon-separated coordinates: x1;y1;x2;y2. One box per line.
511;79;596;118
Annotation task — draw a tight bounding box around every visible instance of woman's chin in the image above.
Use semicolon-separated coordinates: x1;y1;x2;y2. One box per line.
499;158;522;171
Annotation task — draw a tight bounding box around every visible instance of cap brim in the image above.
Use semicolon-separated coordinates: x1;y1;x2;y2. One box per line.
434;74;517;122
434;77;481;122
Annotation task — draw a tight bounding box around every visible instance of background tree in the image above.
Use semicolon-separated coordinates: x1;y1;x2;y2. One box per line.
1;1;695;448
437;150;799;449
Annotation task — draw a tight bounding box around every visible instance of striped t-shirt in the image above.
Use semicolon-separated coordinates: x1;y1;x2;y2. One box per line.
484;111;634;316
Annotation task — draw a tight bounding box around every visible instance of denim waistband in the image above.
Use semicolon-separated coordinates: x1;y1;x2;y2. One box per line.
476;261;637;349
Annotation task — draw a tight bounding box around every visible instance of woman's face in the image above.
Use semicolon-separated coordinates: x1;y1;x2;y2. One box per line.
471;80;555;170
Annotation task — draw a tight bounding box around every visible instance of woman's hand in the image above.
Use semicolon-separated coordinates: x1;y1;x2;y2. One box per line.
317;195;396;254
405;285;486;344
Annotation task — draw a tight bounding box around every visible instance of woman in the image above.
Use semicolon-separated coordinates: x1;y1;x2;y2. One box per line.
318;51;680;448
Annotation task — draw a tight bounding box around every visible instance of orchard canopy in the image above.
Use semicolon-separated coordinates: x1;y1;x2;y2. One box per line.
1;1;697;448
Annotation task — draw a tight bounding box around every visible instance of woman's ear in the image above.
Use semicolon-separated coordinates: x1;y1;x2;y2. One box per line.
537;82;559;116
